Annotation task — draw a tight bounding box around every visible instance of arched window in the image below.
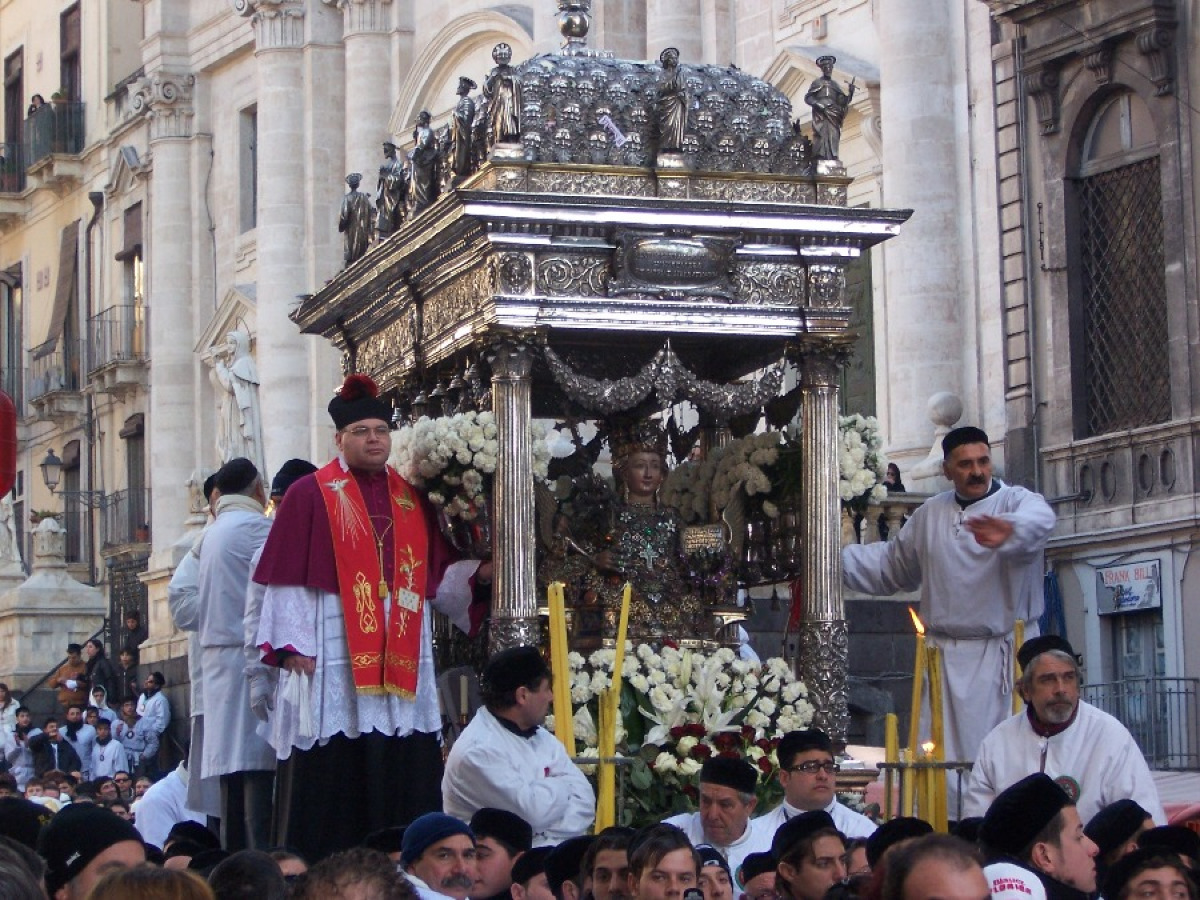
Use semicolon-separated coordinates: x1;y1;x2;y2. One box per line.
1073;91;1169;437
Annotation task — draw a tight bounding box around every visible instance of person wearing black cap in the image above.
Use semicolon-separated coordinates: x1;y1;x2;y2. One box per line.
38;803;146;899
736;852;776;900
402;812;478;900
192;457;276;851
771;810;845;900
979;773;1099;900
1084;799;1153;882
697;845;734;900
444;647;594;846
755;729;876;841
546;835;595;900
512;846;556;900
843;425;1055;780
664;756;772;889
471;808;534;900
964;635;1164;826
1103;847;1197;900
252;374;491;860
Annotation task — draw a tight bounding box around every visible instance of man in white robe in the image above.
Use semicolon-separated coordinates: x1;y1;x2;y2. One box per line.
196;457;275;850
253;373;488;861
843;426;1055;774
443;646;595;846
754;729;876;841
663;757;773;890
964;635;1165;826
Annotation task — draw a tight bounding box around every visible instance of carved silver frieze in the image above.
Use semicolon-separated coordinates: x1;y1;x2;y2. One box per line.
496;252;534;294
807;264;848;309
527;169;656;197
488;617;543;653
423;266;495;339
690;178;817;204
732;263;808;306
609;232;737;300
797;619;850;743
535;255;610;297
356;316;416;381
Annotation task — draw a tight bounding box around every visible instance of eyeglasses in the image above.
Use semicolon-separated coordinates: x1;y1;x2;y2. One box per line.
342;425;392;439
787;761;840;775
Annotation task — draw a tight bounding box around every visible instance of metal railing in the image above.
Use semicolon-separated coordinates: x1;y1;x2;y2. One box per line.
88;304;148;374
101;489;151;549
0;142;24;192
28;339;84;401
23;101;85;167
1084;677;1200;770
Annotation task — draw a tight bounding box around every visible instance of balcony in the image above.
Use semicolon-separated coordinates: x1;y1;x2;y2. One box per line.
1085;678;1200;770
0;143;26;229
101;488;151;552
23;102;86;191
28;339;85;425
88;305;148;399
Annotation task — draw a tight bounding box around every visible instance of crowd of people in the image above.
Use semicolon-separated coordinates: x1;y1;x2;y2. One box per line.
0;378;1186;900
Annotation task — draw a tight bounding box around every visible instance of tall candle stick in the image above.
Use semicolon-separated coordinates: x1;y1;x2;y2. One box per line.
907;608;927;757
900;749;913;816
596;583;632;831
1012;619;1026;714
927;646;948;831
884;713;898;820
548;583;575;756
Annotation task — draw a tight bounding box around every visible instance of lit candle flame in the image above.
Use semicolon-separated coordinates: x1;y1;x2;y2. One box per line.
922;740;935;755
909;607;925;635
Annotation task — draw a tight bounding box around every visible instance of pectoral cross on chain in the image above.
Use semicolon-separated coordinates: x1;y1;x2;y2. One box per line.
639;543;659;568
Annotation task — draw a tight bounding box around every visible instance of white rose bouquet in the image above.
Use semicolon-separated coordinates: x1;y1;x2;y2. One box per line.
391;411;551;521
838;414;889;512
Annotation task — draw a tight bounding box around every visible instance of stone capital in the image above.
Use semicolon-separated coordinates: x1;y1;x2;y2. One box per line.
233;0;307;50
332;0;393;36
130;70;196;141
486;338;537;382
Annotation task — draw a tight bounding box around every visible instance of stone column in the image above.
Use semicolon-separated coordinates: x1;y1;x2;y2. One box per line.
877;1;967;454
243;0;311;477
646;0;702;61
487;339;539;651
339;0;393;188
136;69;196;555
795;338;853;744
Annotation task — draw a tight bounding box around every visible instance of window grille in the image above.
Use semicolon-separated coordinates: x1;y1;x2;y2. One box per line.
1077;156;1170;436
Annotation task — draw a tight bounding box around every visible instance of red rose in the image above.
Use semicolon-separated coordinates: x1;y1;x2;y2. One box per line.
756;738;773;753
757;757;773;774
685;723;707;738
691;743;713;760
719;750;740;759
683;784;698;800
670;726;686;740
741;725;756;742
713;733;739;752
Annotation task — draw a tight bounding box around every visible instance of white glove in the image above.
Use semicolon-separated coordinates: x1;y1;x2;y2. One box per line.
249;671;274;722
65;679;78;690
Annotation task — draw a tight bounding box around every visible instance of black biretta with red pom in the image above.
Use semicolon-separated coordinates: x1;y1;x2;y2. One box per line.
328;374;393;430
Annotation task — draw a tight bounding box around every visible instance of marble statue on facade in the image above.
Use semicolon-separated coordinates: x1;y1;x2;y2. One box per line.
207;330;265;475
655;47;687;155
375;141;408;239
0;495;24;576
409;111;440;216
339;172;373;265
484;43;521;147
805;55;855;160
451;76;478;184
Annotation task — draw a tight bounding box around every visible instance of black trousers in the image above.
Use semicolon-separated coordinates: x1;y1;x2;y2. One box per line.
274;730;443;862
219;770;275;851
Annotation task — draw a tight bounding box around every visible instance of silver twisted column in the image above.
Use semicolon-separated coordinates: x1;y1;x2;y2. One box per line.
487;339;541;651
796;340;853;744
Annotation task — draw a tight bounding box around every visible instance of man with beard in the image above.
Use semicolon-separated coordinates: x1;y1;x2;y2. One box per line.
61;705;96;779
965;636;1164;825
843;426;1055;778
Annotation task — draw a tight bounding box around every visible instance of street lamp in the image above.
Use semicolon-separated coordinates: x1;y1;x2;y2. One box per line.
40;448;63;492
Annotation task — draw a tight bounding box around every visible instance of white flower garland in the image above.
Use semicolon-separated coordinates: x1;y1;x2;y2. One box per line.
838;414;888;507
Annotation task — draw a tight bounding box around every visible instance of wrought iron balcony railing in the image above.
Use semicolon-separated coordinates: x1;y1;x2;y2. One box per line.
101;488;151;549
88;305;148;374
28;339;84;402
0;142;24;193
23;102;86;168
1084;677;1200;770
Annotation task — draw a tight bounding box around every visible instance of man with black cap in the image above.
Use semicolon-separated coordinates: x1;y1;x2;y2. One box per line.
38;803;145;899
444;646;594;845
1102;847;1197;900
964;635;1164;825
771;810;846;900
1084;799;1154;883
755;729;876;840
402;812;478;900
471;808;534;900
843;426;1055;773
547;835;596;900
512;846;556;900
736;852;776;900
193;457;276;851
253;373;489;860
664;756;772;888
979;773;1099;900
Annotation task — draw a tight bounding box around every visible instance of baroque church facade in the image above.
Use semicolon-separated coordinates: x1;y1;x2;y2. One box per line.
0;0;1196;760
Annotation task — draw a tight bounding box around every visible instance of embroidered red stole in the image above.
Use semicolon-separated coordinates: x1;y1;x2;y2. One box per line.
315;460;428;697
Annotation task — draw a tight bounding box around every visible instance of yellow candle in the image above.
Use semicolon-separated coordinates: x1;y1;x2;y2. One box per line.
921;743;935;824
596;583;633;831
907;608;927;757
1012;619;1026;713
900;749;913;817
549;583;575;756
884;713;898;820
926;647;948;831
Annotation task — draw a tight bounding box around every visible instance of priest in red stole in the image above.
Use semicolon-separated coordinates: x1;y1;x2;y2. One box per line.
254;374;489;859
